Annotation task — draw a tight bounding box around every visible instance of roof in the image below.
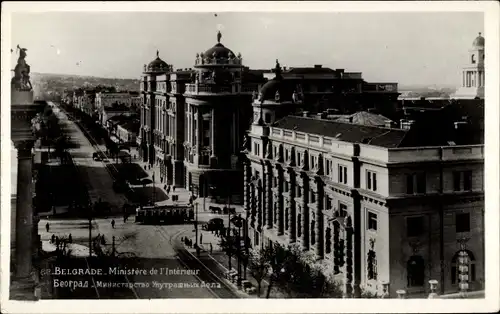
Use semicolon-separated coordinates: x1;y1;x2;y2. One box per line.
284;66;336;75
146;51;169;73
472;32;484;48
334;111;393;127
118;120;140;133
272;115;409;148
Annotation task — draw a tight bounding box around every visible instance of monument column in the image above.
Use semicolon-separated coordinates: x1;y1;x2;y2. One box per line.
14;141;35;278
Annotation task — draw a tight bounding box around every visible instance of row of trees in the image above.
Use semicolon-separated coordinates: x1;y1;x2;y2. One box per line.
245;243;344;298
31;105;70;164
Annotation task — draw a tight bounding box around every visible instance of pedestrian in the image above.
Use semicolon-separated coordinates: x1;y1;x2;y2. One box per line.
68;234;72;244
215;229;219;237
101;235;106;245
160;177;163;184
172;186;176;192
45;222;50;233
51;234;56;243
111;219;115;229
210;243;213;254
164;184;167;190
55;236;59;248
200;234;203;245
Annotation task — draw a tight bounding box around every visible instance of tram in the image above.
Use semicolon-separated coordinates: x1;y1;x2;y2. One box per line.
135;204;194;225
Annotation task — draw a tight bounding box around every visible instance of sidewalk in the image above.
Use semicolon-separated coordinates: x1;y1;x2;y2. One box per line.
183;229;286;298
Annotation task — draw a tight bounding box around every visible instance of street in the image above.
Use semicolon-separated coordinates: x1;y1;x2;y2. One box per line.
39;103;238;299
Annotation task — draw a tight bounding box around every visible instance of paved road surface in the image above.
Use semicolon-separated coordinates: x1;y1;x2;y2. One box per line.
42;103;236;299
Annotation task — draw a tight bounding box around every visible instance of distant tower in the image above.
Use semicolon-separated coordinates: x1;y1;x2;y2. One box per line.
453;32;485;99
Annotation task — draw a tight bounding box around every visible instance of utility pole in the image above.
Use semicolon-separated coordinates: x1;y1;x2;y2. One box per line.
227;185;232;270
88;201;92;258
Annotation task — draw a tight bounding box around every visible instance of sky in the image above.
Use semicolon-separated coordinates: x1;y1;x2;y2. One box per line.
10;11;483;87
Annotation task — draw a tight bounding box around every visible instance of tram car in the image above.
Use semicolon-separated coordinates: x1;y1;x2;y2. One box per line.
135;204;194;225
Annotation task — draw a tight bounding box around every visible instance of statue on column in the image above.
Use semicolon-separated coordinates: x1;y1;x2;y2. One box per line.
11;45;32;91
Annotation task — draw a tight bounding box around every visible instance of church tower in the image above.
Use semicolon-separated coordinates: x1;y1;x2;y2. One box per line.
453;32;485;99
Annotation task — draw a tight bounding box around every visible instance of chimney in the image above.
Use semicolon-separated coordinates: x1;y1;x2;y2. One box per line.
314;64;322;69
400;119;415;130
302;111;310;117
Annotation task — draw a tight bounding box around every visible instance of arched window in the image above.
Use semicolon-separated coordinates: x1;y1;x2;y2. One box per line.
297;212;302;238
285;207;289;231
471;54;476;64
311;219;316;246
325;226;332;254
407;255;425;287
451;250;476;284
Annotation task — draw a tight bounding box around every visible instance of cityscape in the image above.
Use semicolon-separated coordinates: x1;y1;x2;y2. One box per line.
7;10;488;303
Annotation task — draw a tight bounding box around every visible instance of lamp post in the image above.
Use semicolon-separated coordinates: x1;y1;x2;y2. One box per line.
191;184;199;248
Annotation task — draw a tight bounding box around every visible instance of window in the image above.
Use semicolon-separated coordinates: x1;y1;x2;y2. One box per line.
253;143;260;157
407;216;424;237
453;171;461;191
367;249;377;280
325;227;332;254
325;195;332;210
338;165;348;184
367;212;378;231
366;171;377;191
471;54;476;64
463;170;472;191
310;155;317;170
406;173;426;194
339;203;348;217
453;171;473;191
456;213;471;233
297;152;301;167
264;113;271;124
407;255;425;287
325;159;331;176
255;231;260;246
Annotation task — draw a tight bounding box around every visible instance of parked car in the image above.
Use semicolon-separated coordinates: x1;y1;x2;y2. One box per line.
202;218;224;231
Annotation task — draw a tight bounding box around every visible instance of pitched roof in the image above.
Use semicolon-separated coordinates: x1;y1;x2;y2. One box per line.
334;111;393;127
272;115;409;148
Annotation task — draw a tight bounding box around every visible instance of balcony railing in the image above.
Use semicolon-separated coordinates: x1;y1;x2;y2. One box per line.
184;83;258;95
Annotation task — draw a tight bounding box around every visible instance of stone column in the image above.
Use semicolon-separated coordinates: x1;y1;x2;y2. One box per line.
197;109;202;156
277;170;284;235
288;169;296;243
210;107;217;163
301;177;309;250
344;222;354;298
265;164;273;230
314;190;323;258
14;141;34;278
243;162;251;212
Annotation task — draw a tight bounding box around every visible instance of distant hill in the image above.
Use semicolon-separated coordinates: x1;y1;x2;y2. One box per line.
31;72;141;99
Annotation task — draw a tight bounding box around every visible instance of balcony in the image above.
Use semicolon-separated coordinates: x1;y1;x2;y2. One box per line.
184;83;258;96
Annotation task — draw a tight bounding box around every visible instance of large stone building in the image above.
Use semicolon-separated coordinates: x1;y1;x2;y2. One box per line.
243;39;485;298
138;32;265;201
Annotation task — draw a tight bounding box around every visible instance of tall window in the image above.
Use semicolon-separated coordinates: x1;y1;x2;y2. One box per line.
325;226;332;254
366;171;378;191
338;165;348;184
367;211;378;231
407;255;425;287
297;152;302;167
453;171;473;191
456;213;471;233
407;216;424;237
367;247;377;280
297;213;302;238
406;173;426;194
202;118;210;147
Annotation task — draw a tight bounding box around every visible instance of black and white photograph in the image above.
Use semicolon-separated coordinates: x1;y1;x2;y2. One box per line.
1;1;499;313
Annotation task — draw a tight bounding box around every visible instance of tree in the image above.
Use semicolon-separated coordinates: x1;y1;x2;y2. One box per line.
262;243;289;298
248;249;269;297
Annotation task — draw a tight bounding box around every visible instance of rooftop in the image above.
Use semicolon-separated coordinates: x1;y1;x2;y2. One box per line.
272;115;409;148
334;111;393;127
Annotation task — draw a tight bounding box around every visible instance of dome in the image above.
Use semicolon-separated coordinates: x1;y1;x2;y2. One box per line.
195;31;242;67
146;50;169;73
257;60;300;103
204;43;235;59
472;32;484;48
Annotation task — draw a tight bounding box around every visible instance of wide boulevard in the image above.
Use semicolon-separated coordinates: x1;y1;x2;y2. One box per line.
38;102;239;299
